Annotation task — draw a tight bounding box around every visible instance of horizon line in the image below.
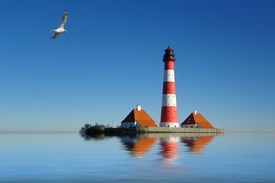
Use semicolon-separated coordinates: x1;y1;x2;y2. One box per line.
0;130;78;134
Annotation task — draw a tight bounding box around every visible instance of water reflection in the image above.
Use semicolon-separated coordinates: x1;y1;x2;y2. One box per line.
159;136;179;162
121;135;157;158
79;132;107;140
2;132;275;182
81;133;220;160
181;135;214;154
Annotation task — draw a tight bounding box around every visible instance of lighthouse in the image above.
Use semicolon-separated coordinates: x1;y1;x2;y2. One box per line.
160;46;179;128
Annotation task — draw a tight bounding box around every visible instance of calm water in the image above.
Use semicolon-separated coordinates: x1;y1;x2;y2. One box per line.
0;132;275;183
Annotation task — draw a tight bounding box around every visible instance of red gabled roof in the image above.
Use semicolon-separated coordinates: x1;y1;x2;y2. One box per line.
121;108;157;127
181;111;214;128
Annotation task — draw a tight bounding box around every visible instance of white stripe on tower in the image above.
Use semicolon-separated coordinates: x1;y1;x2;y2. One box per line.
160;46;179;128
163;70;175;82
162;94;177;106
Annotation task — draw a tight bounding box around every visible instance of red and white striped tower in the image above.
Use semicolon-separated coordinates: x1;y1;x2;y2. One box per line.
160;46;179;128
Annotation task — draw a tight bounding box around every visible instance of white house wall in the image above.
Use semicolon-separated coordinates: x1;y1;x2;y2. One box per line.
121;122;140;128
181;124;200;128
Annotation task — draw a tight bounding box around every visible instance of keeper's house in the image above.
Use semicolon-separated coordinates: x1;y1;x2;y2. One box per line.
121;104;158;128
181;109;214;128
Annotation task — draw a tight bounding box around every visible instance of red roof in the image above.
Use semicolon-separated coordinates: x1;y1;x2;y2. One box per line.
121;108;157;127
181;111;214;128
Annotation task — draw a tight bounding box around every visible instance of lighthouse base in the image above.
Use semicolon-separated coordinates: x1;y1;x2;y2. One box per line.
159;122;179;128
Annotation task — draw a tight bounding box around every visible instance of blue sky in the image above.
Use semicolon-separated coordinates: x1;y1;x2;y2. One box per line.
1;0;274;131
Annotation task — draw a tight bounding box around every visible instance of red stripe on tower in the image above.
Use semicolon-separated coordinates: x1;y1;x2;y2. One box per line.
160;46;179;128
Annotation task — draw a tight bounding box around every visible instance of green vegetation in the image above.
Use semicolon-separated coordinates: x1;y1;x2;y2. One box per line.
79;123;145;138
79;123;107;136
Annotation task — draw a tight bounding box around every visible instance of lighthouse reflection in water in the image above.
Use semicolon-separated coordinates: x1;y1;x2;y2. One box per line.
159;136;179;162
121;134;215;161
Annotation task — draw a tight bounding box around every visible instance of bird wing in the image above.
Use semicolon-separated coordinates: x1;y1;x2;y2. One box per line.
51;32;60;39
59;10;67;28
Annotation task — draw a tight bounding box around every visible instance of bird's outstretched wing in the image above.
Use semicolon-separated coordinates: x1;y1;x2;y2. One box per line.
59;10;67;29
51;32;60;39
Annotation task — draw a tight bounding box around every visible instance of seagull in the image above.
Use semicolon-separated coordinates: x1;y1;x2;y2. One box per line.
51;10;68;39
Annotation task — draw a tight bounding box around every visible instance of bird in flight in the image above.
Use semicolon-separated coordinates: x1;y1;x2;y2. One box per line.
51;10;68;39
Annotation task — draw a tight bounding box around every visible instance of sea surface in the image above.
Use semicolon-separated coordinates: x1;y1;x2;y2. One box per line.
0;131;275;183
